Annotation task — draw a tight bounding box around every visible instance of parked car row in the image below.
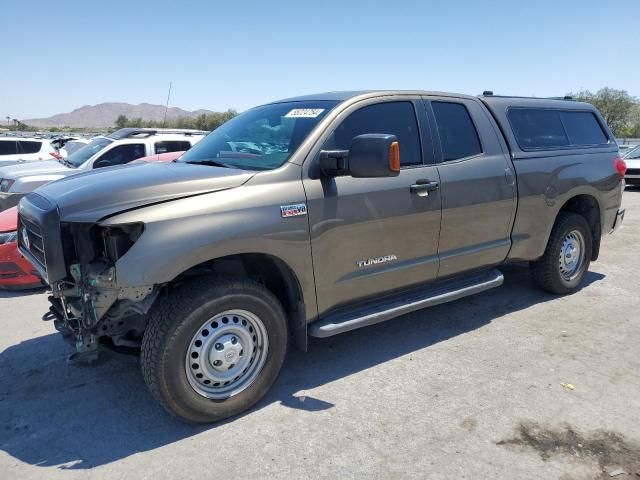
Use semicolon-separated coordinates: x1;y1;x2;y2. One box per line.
0;128;205;211
0;148;185;289
0;127;200;289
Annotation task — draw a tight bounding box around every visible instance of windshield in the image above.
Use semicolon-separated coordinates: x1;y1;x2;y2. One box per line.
66;137;113;167
178;101;338;170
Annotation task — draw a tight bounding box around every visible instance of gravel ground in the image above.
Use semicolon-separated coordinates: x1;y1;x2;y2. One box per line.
1;189;638;480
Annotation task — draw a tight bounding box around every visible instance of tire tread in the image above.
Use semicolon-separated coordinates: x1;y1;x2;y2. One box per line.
141;275;287;422
530;212;592;294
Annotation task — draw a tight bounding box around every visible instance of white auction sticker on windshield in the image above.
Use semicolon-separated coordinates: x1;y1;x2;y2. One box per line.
285;108;325;118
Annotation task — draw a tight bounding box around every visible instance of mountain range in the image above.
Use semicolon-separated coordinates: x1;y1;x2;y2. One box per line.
25;103;215;128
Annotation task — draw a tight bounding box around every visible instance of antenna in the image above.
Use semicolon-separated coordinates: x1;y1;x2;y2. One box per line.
162;81;172;127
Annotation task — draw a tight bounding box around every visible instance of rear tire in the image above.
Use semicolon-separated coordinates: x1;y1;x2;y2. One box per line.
530;212;592;294
141;275;288;423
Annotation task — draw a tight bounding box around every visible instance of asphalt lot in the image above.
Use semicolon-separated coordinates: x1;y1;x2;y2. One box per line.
1;189;639;480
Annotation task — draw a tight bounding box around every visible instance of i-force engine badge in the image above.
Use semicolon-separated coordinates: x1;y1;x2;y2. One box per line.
280;203;308;218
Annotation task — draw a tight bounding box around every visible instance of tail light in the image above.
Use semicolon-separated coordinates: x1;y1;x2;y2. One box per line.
614;156;627;179
49;152;63;160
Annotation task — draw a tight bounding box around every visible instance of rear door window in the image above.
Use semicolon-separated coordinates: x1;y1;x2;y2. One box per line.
508;108;609;149
154;140;191;154
431;102;482;161
94;143;146;168
0;140;18;155
325;101;422;166
17;141;43;154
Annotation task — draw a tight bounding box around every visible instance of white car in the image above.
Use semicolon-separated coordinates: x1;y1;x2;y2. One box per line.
623;145;640;186
0;137;56;162
0;128;207;210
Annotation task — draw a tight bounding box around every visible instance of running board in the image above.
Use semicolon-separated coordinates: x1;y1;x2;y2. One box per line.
309;269;504;338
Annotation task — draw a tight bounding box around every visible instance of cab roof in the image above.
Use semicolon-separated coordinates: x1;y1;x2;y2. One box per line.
269;90;479;104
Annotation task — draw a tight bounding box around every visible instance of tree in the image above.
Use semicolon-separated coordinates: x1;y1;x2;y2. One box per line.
568;88;638;136
115;114;129;128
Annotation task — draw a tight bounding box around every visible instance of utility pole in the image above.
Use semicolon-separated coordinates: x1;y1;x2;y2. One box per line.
162;81;172;128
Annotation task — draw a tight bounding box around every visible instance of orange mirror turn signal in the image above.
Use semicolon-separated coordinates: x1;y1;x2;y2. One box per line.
388;141;400;173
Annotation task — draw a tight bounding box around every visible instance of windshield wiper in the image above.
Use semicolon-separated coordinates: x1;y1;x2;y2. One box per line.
183;160;237;169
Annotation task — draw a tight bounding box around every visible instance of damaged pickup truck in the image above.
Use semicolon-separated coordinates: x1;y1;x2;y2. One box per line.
18;91;626;423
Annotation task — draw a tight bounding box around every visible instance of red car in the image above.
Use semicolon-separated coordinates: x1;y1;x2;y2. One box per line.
0;206;43;290
0;150;186;290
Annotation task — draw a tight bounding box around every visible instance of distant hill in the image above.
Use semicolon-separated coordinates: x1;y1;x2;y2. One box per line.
25;102;215;128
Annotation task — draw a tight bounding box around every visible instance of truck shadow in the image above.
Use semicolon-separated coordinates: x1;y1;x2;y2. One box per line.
0;287;47;299
0;265;604;469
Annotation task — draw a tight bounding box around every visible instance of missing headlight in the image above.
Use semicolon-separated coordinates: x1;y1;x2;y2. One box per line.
97;223;144;262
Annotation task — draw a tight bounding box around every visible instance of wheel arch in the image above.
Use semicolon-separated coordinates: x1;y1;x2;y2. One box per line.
167;252;308;351
555;194;602;261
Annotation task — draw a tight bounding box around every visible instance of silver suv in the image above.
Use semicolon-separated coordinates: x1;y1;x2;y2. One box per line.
0;128;206;211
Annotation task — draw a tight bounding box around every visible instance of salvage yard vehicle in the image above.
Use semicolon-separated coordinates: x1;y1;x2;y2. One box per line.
18;91;626;423
0;137;56;164
0;206;42;289
622;144;640;186
0;128;206;211
0;151;182;289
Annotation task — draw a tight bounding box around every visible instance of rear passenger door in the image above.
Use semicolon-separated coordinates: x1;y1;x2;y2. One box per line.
424;97;516;278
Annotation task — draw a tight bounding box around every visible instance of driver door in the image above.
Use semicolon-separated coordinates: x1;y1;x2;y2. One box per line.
303;99;442;316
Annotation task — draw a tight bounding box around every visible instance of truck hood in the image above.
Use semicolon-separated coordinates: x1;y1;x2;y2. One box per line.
0;160;72;179
33;162;254;223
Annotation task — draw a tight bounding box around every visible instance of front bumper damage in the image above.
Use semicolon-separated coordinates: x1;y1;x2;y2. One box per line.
18;192;155;363
48;271;157;362
47;262;157;363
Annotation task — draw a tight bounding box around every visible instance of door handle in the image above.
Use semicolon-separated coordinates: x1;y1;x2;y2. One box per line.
410;179;439;196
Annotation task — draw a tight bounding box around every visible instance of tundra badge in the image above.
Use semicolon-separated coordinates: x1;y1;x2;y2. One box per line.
357;254;398;268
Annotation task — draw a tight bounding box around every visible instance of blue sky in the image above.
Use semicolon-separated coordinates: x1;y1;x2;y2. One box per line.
2;0;639;119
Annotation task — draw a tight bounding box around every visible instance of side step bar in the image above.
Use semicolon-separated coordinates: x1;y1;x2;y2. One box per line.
309;269;504;338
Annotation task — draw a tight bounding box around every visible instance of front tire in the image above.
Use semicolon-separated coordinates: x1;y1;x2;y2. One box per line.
141;276;288;423
530;212;592;294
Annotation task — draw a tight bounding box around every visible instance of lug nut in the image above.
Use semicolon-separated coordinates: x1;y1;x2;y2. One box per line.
215;343;223;351
213;360;222;366
231;337;237;344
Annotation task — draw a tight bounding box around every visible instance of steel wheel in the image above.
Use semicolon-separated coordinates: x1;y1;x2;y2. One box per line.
558;229;586;282
185;309;269;400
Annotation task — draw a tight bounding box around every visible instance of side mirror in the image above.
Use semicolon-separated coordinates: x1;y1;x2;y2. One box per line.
319;134;400;178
